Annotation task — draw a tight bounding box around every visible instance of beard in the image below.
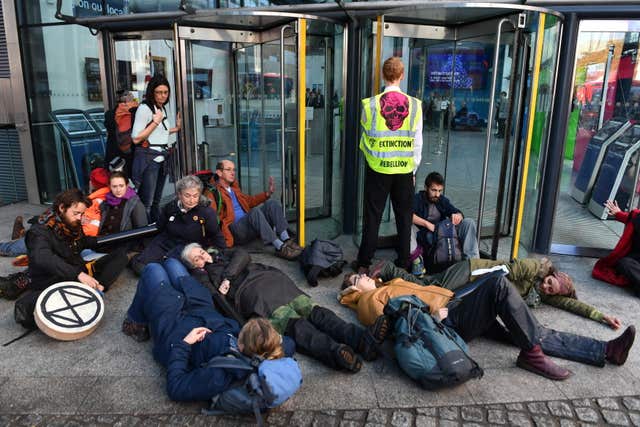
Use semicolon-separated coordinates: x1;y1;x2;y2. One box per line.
63;216;82;232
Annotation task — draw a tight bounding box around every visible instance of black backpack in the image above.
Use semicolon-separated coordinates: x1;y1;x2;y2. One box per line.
299;239;346;286
428;218;462;269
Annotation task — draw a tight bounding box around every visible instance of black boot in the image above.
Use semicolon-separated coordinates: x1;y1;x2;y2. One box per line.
0;271;30;300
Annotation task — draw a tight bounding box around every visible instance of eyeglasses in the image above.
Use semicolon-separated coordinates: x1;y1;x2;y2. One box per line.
222;167;235;172
154;90;169;95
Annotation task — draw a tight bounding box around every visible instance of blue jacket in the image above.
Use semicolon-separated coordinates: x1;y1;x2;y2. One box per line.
413;191;462;228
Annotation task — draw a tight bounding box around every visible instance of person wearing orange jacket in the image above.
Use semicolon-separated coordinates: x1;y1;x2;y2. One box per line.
210;160;302;260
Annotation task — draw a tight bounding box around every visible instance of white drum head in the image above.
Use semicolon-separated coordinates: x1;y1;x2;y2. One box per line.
34;281;105;341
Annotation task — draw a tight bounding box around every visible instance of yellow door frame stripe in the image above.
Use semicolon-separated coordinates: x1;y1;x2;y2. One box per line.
298;18;306;246
511;14;546;259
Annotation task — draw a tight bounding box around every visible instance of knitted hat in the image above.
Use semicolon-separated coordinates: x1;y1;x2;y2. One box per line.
90;167;109;189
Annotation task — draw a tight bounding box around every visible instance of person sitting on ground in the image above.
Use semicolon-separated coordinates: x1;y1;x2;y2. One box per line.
130;174;225;274
0;189;129;328
0;167;111;260
178;242;388;373
122;260;294;402
411;171;479;273
593;199;640;296
372;257;623;329
211;160;302;260
340;271;636;381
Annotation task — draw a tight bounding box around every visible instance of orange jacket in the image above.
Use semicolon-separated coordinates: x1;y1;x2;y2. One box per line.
339;278;453;326
209;181;270;247
82;187;110;236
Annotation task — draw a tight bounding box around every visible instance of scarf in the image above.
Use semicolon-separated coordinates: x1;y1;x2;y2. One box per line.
105;187;137;206
38;208;83;244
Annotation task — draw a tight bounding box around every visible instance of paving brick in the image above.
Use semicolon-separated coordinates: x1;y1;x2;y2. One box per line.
506;403;525;411
598;398;621;410
461;406;484;422
528;402;550;415
628;412;640;427
268;412;291;426
487;409;508;424
571;398;593;407
602;410;630;426
548;401;573;418
574;406;600;423
507;411;532;426
390;410;414;427
312;413;339;427
343;411;367;421
416;408;437;416
339;421;362;427
289;411;314;427
439;420;460;427
531;415;556;427
366;409;389;425
439;406;459;420
415;415;437;427
623;398;640;412
558;420;577;427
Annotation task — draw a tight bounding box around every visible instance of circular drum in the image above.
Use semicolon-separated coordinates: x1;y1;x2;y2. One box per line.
34;281;105;341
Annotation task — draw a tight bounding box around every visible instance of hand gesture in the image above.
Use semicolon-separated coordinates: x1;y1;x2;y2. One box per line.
451;213;463;225
152;106;164;125
183;327;211;344
268;176;275;196
219;279;230;295
175;111;182;131
604;200;621;216
602;315;621;330
435;307;448;321
77;271;104;292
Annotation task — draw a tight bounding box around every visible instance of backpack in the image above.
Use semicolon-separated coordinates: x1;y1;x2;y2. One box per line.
203;345;302;426
299;239;347;286
428;218;462;268
114;101;139;154
383;295;483;390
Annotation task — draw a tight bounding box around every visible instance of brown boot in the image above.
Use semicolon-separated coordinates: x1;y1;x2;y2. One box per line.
276;240;302;260
606;325;636;365
516;345;572;380
335;344;362;373
11;216;25;240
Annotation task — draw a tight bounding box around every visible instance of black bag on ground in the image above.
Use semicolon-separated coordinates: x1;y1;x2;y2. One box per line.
299;239;346;286
427;218;462;269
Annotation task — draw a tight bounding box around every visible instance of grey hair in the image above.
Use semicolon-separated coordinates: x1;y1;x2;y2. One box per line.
176;175;203;195
181;242;203;268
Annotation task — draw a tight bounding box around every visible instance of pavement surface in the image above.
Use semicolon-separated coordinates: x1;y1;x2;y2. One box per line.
1;202;640;426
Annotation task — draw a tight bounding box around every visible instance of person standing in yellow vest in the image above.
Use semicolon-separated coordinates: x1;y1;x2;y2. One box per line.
355;57;423;273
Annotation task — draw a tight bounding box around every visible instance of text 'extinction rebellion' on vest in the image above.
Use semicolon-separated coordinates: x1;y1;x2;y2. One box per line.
377;140;413;148
379;160;409;168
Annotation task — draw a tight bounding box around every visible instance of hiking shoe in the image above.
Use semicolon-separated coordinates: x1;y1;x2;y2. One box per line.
0;271;30;300
335;344;362;373
357;314;391;361
12;255;29;267
122;317;150;342
411;256;426;278
276;240;303;260
11;216;25;240
606;325;636;365
516;344;572;380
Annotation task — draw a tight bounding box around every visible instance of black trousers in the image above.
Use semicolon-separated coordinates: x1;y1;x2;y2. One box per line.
444;276;607;366
616;256;640;293
357;164;414;268
284;306;364;369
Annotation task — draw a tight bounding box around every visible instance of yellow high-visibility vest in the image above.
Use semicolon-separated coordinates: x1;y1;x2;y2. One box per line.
360;90;421;174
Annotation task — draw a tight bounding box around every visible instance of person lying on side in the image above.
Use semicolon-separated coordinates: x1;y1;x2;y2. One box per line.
368;257;622;329
339;271;635;381
122;260;294;402
178;243;389;373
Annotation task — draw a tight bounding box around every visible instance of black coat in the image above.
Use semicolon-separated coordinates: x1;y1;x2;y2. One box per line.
25;222;98;291
192;248;305;320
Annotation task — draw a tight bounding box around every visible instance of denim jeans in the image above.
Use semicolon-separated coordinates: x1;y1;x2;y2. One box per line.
0;237;27;257
137;159;167;223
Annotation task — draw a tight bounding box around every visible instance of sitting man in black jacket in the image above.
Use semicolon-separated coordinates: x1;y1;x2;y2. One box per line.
0;189;129;328
177;243;389;373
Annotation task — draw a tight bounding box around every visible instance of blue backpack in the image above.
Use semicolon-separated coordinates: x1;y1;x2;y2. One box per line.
202;343;302;426
384;295;483;390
